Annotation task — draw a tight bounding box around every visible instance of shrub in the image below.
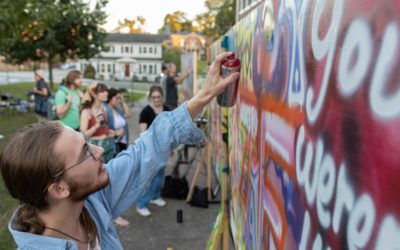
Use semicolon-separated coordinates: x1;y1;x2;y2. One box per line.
132;75;139;82
84;64;96;79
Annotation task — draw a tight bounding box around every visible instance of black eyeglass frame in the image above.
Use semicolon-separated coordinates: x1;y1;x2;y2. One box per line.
52;133;97;179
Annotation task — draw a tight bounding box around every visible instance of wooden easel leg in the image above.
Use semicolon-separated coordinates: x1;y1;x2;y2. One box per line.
206;143;212;201
222;215;229;250
186;143;208;203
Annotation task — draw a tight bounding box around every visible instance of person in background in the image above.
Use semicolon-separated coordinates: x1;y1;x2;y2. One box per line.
55;70;83;130
164;63;191;109
105;88;131;226
159;64;168;102
33;70;50;121
0;52;239;249
136;85;170;217
80;83;115;163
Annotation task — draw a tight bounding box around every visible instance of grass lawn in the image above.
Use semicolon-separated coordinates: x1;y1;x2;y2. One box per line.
0;82;146;104
0;112;37;250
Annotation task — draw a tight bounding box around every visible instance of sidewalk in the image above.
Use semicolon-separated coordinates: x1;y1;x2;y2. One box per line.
117;98;219;250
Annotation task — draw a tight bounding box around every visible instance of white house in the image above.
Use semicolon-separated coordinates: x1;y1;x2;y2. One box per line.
77;33;165;82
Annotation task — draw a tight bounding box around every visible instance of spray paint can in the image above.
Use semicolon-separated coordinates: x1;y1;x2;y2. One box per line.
217;53;241;107
177;209;183;223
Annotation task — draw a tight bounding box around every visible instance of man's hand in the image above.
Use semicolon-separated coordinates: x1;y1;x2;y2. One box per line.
187;52;239;118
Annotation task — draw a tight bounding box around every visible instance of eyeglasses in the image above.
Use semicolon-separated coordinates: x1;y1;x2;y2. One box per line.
52;133;96;179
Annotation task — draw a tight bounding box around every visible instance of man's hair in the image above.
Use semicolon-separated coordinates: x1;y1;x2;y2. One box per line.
0;121;65;232
64;69;82;88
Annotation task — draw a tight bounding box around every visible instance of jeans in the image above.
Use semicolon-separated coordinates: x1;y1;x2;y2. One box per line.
136;167;165;208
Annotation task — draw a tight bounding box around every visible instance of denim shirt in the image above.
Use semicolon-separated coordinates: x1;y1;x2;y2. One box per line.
8;103;203;250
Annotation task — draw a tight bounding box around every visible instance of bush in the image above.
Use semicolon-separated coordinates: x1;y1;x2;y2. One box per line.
155;76;161;83
141;76;148;82
132;75;139;82
84;64;96;79
98;74;104;80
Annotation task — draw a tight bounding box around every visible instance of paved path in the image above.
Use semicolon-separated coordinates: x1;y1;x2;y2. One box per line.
117;98;219;250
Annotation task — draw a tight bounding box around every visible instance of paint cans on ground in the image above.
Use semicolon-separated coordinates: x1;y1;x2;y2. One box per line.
177;209;183;223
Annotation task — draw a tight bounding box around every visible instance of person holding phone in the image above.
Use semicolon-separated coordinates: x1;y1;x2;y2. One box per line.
80;82;116;163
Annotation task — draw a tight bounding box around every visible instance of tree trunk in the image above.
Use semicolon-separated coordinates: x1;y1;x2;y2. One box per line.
48;58;54;90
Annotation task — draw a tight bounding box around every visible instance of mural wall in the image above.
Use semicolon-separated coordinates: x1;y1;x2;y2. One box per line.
180;52;196;100
209;0;400;249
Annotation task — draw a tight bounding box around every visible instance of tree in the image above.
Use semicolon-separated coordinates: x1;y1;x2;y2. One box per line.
162;46;181;71
113;16;146;34
194;12;216;38
192;0;235;41
0;0;108;89
214;0;236;38
159;11;192;34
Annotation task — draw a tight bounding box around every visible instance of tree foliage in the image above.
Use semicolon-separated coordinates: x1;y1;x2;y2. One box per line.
162;46;181;71
159;11;193;34
113;16;146;33
214;0;236;38
0;0;108;87
159;0;235;42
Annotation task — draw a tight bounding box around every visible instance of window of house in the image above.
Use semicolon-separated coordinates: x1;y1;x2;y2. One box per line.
125;46;129;53
149;65;153;74
107;64;111;73
143;47;147;53
154;64;157;74
139;64;142;74
149;47;153;53
139;47;142;54
113;64;115;73
121;46;123;53
101;64;105;73
154;47;157;54
143;65;147;73
97;63;99;72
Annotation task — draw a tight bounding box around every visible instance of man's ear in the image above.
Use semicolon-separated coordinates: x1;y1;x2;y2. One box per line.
47;180;70;200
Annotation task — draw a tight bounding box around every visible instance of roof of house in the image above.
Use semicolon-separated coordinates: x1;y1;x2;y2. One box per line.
105;33;166;44
92;56;162;61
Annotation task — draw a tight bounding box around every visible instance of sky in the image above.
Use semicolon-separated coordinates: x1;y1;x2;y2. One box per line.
102;0;208;34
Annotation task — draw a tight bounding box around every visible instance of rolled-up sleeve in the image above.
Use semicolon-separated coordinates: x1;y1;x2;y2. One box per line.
102;102;204;217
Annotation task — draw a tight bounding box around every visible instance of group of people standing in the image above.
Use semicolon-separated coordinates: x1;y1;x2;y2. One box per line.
2;52;238;249
32;64;188;225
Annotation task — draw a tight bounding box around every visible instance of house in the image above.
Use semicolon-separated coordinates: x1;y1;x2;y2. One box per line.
163;32;207;60
77;33;165;82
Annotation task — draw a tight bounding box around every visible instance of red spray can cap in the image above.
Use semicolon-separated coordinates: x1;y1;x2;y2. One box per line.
222;53;241;68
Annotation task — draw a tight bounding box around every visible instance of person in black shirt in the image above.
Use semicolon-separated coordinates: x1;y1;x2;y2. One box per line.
164;63;190;109
136;85;170;216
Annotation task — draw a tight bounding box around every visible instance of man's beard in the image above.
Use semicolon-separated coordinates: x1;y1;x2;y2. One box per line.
66;175;109;202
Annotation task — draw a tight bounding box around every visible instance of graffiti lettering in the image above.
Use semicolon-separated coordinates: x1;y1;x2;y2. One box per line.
347;194;375;250
296;130;379;249
306;0;343;124
240;103;258;139
332;165;355;234
375;216;400;249
338;19;372;98
316;152;335;229
370;23;400;119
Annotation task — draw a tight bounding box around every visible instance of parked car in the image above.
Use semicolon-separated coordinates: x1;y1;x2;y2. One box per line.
60;63;76;70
